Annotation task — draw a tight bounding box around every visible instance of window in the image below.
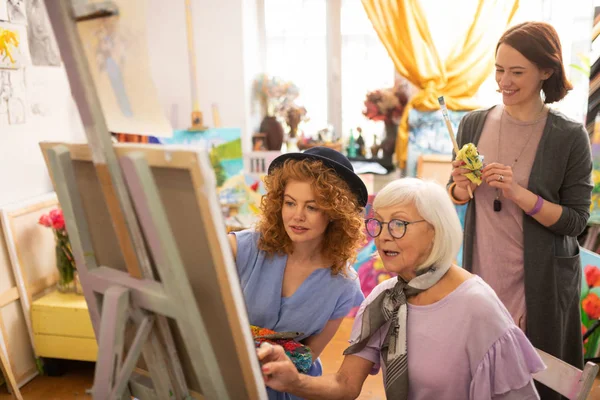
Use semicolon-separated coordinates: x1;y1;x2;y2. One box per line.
262;0;592;147
341;0;395;144
264;0;328;133
263;0;395;146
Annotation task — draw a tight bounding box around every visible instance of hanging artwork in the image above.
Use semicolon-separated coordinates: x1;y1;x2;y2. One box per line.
0;22;30;69
0;0;8;22
25;0;60;66
406;108;467;178
0;70;8;125
6;0;25;25
579;248;600;359
152;128;244;183
589;122;600;224
76;0;172;137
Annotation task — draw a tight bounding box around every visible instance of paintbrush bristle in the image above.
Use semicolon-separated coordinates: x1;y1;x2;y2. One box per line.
438;96;446;106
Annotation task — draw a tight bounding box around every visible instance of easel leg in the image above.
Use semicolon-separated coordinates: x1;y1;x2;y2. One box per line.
93;287;174;400
140;331;175;399
111;310;154;399
93;286;130;399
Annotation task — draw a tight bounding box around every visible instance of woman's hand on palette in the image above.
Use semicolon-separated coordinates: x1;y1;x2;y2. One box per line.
482;162;523;200
451;160;477;193
257;342;301;393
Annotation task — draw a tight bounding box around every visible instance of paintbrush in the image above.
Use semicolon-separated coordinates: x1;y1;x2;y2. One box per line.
438;96;473;199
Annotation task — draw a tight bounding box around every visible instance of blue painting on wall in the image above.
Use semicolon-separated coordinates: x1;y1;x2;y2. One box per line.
149;128;244;184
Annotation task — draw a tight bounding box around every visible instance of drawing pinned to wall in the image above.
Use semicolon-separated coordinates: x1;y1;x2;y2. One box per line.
76;0;172;137
0;0;8;22
25;0;60;66
7;0;25;24
0;70;9;125
26;66;75;121
0;22;30;68
0;68;25;125
8;97;25;124
0;69;26;125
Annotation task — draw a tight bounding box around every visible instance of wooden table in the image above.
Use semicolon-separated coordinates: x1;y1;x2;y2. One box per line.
31;290;97;362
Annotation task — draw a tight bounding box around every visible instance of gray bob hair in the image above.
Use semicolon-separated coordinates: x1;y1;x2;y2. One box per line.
373;178;463;270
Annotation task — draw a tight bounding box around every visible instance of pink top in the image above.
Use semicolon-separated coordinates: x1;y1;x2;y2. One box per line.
349;276;545;399
472;105;547;331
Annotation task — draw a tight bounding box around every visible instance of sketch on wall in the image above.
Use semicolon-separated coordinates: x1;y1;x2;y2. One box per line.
0;70;10;125
26;66;69;120
7;0;26;24
0;69;26;125
25;0;60;66
76;0;172;137
0;0;8;22
0;22;30;69
8;68;25;124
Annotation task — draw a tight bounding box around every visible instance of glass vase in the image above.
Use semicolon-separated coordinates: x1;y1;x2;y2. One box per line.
55;243;75;294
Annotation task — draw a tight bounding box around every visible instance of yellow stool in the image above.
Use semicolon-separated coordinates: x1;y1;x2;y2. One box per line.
31;290;97;362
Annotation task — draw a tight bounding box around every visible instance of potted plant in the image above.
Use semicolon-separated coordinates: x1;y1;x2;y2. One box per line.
363;78;411;165
253;74;300;151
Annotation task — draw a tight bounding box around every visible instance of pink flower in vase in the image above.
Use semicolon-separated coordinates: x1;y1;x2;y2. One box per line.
38;213;52;228
49;209;65;231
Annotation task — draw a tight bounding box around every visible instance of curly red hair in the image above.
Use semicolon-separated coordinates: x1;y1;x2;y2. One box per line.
256;159;365;275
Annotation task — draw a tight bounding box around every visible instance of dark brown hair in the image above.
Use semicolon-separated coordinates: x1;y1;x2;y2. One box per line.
256;158;365;275
496;21;572;103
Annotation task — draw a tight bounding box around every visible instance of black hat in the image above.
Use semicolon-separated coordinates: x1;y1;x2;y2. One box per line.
268;147;368;207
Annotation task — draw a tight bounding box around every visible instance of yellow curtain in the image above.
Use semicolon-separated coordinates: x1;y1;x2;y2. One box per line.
362;0;519;168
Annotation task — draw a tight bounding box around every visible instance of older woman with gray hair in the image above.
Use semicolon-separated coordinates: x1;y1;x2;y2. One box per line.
257;178;546;399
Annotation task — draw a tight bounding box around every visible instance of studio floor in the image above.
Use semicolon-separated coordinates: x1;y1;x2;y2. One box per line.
1;318;599;399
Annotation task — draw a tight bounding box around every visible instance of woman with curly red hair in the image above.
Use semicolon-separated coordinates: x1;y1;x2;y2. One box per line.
228;147;368;400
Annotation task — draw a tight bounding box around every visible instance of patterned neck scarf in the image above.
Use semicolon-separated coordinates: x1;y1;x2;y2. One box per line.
343;263;451;399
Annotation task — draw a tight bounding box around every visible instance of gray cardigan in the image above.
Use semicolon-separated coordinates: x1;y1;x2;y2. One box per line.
448;106;592;398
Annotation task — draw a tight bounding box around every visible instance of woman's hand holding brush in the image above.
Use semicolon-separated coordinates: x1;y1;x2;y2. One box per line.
451;159;478;201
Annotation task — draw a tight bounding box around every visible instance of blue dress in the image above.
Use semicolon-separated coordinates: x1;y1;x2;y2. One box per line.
233;229;365;400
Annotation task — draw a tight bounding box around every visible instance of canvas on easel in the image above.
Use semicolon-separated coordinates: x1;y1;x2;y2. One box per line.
40;141;267;399
40;1;266;397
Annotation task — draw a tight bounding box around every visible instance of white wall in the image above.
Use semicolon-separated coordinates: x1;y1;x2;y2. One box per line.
0;67;86;207
146;0;263;153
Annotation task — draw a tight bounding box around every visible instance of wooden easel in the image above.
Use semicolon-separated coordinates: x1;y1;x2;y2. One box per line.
185;0;207;132
42;1;266;399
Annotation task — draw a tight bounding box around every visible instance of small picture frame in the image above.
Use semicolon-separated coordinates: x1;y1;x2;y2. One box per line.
252;133;267;151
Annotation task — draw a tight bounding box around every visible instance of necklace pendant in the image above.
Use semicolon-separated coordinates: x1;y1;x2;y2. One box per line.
493;199;502;212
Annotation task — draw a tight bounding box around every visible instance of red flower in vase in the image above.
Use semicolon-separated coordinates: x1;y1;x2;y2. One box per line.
49;209;65;231
38;213;52;228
